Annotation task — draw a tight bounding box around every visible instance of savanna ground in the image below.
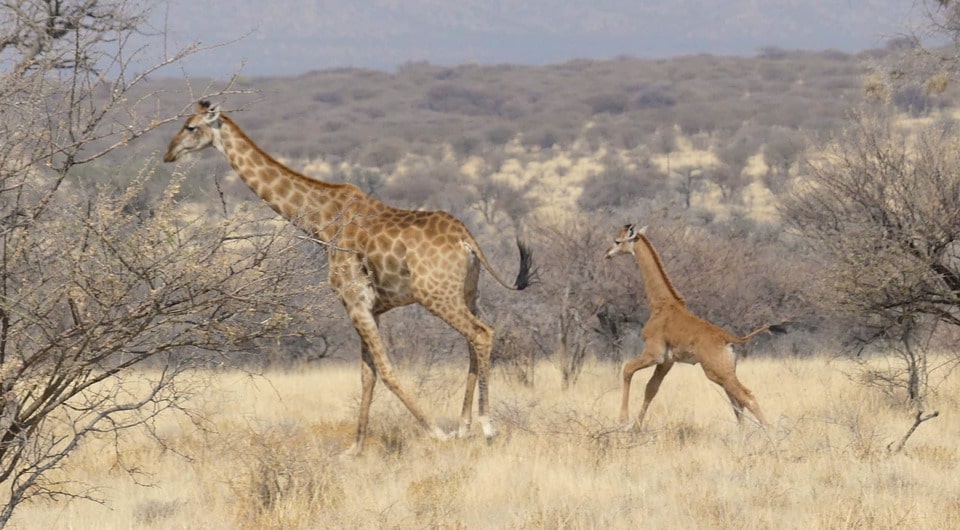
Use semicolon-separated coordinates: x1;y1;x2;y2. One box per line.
10;354;959;529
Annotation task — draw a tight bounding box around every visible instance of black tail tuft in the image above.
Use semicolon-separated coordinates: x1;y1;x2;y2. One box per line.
514;238;539;290
769;322;789;335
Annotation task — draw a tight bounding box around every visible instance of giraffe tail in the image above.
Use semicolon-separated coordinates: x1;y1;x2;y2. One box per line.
737;321;790;343
469;237;538;291
513;238;537;290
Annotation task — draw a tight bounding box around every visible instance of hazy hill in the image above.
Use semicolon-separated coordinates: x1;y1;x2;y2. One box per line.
115;46;960;232
139;49;888;160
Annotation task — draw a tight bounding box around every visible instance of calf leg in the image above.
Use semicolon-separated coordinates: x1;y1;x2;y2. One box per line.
702;364;768;427
635;361;674;429
725;389;745;425
620;342;666;428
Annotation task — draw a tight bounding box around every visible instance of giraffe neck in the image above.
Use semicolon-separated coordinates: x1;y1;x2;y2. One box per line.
212;116;377;241
632;234;685;309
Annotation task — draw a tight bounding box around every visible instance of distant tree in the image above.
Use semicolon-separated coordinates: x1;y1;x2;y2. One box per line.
451;134;484;158
718;134;756;178
584;93;630;115
651;127;678;155
633;86;676;109
382;160;474;216
710;163;751;201
356;139;407;170
423;84;505;116
674;167;705;210
485;124;517;145
472;178;540;228
312;90;346;105
892;85;934;116
762;127;806;193
522;127;563;150
757;46;791;60
577;157;668;211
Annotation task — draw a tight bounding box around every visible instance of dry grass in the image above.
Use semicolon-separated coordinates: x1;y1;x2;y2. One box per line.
10;355;959;529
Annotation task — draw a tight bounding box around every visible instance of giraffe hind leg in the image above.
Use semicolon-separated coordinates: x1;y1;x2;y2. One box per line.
420;294;497;440
702;353;769;428
725;389;745;425
457;341;478;439
454;285;481;438
467;284;499;440
456;311;496;439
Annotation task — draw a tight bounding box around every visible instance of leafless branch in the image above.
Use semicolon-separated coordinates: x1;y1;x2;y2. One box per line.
887;410;939;453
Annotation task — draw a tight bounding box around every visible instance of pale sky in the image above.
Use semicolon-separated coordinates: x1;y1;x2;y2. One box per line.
148;0;917;78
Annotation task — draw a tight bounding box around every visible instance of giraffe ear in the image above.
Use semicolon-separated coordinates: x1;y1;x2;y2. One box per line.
202;103;222;126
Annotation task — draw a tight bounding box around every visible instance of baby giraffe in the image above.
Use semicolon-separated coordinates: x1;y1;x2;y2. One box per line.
605;224;786;429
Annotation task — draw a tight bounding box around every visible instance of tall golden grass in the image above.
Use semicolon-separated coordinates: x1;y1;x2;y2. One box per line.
11;355;959;529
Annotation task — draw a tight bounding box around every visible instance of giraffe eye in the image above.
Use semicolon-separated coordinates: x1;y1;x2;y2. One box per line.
185;125;197;132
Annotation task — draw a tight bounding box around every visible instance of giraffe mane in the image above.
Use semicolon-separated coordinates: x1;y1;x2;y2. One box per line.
221;115;279;164
636;233;685;304
219;114;355;192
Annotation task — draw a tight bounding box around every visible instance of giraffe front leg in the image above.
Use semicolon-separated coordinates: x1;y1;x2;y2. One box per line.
341;342;378;458
620;345;663;430
635;361;673;430
365;329;448;441
341;270;447;450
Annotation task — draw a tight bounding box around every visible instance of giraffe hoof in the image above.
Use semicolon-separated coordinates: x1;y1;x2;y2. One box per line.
452;424;474;439
430;426;451;442
479;416;498;439
339;443;362;460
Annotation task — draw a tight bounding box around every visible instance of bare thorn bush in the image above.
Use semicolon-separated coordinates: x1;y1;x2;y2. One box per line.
782;109;960;407
0;1;330;524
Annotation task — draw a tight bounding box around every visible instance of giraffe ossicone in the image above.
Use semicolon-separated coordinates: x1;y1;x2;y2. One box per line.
165;100;535;455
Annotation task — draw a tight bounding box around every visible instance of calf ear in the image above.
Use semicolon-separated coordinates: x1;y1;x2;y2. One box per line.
625;223;644;240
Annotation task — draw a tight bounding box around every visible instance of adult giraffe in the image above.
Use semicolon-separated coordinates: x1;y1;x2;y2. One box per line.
605;224;785;429
164;101;534;455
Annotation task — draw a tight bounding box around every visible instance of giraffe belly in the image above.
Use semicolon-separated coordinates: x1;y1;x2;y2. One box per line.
375;285;416;311
372;272;415;310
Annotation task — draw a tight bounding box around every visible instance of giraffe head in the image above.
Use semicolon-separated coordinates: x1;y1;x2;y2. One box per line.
604;223;646;259
163;100;223;163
